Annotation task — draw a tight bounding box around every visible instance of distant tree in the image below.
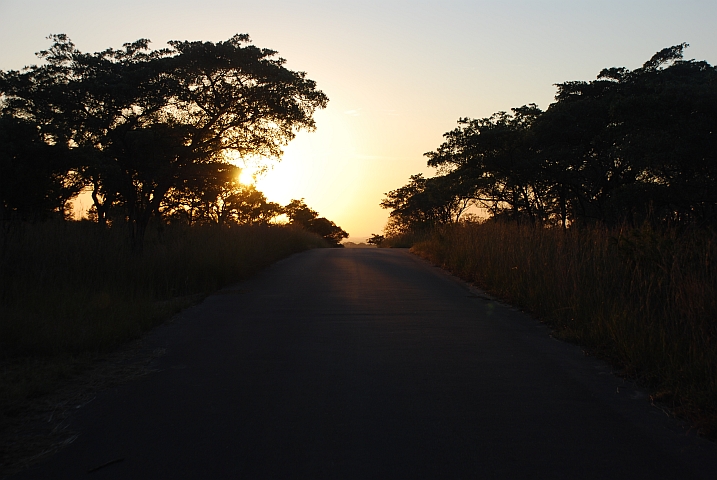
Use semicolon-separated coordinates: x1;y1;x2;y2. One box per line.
380;171;480;234
307;217;348;246
367;234;385;246
424;104;548;225
284;198;348;246
162;163;238;226
0;34;328;248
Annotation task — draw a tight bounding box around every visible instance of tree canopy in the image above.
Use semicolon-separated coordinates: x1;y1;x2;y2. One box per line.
284;199;348;246
382;44;717;232
0;34;328;248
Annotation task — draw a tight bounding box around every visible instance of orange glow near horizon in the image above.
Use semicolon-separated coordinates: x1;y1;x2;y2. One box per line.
4;1;715;240
251;106;437;241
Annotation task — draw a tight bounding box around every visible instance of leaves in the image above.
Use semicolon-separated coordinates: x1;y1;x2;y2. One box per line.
382;45;717;233
284;199;348;245
1;34;328;248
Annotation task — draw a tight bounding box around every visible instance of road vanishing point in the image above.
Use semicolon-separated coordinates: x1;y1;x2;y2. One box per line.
15;249;717;479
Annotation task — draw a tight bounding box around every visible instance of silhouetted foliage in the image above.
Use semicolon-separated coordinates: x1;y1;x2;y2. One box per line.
284;198;348;246
381;173;476;235
367;234;385;246
284;199;320;228
0;115;82;221
382;44;717;233
0;34;327;249
161;164;282;227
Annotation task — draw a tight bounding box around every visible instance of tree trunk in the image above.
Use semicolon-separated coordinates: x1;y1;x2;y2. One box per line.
130;182;172;253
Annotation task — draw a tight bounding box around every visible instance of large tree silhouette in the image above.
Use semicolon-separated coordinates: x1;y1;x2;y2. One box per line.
382;44;717;233
1;34;328;248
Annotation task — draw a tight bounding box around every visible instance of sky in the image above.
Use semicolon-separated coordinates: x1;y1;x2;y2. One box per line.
1;0;716;240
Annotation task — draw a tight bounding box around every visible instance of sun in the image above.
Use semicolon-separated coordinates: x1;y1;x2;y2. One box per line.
222;150;257;185
238;168;254;185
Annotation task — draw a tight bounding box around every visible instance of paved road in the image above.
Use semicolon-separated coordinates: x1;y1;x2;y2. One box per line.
16;249;717;479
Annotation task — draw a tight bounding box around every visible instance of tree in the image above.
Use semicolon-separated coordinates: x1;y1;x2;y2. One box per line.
0;34;328;248
284;198;348;246
162;163;236;226
380;173;476;234
382;105;547;234
284;198;320;228
382;45;717;233
220;185;283;226
0;115;82;222
367;234;385;246
536;43;717;226
307;217;348;246
424;105;550;225
161;164;283;226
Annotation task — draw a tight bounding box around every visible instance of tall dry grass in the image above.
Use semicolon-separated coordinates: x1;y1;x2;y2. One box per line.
378;230;432;248
0;220;326;465
0;221;325;358
412;222;717;437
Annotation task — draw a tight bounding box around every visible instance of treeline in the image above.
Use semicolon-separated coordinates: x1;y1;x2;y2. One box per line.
0;34;347;247
377;45;717;436
381;44;717;233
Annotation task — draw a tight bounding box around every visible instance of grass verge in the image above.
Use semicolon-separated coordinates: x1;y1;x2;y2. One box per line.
1;221;325;357
0;221;326;472
411;222;717;439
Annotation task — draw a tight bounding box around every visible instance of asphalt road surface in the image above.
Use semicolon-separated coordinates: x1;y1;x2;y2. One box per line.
15;249;717;479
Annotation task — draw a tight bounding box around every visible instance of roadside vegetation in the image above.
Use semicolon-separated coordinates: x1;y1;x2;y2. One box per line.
0;32;349;354
376;45;717;437
0;221;326;359
0;220;328;471
0;33;349;465
412;222;717;438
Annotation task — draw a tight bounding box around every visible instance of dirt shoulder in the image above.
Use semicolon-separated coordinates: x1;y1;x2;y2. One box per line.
0;294;200;479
